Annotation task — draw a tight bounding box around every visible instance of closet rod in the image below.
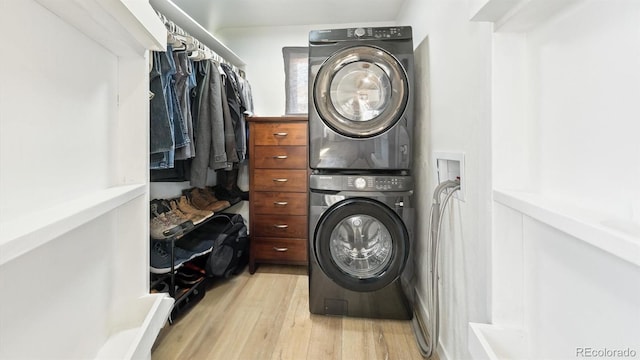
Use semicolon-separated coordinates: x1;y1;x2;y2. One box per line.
149;0;246;70
156;11;244;77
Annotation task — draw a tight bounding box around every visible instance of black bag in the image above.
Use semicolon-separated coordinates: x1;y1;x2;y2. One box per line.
201;213;249;278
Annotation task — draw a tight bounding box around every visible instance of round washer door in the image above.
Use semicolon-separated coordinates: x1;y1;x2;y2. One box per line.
313;45;409;138
314;197;409;292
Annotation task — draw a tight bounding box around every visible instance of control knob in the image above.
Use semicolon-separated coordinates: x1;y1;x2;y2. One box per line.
354;28;366;37
354;177;367;189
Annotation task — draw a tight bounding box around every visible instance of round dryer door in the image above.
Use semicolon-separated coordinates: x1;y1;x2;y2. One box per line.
313;45;409;138
314;197;409;292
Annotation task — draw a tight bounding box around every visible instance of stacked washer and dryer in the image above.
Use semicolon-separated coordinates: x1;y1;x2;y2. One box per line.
308;26;416;319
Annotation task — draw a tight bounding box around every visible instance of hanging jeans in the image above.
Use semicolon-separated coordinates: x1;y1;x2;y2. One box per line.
173;51;194;160
151;45;188;169
149;51;173;154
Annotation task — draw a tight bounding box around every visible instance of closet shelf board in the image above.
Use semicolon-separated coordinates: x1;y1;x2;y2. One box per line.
0;184;146;266
468;322;530;360
470;0;581;32
35;0;166;56
149;0;247;69
95;293;174;360
493;189;640;267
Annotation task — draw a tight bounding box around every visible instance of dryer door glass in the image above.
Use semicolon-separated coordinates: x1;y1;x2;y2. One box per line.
313;45;408;138
329;214;393;278
330;62;391;122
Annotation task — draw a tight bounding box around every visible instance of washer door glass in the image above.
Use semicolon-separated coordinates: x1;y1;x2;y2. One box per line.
313;45;408;138
329;214;393;278
314;197;409;292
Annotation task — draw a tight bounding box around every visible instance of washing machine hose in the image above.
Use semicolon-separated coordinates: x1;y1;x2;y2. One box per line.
412;179;460;358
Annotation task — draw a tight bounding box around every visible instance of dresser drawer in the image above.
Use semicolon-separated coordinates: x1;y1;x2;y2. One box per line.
252;238;307;263
253;192;307;215
253;214;307;239
253;146;307;169
253;169;307;192
252;122;307;146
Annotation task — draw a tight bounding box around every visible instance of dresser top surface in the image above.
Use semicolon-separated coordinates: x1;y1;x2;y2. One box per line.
248;116;308;122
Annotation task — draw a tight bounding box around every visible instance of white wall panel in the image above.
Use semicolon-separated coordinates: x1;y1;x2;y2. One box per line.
397;1;494;358
0;0;117;223
523;216;640;358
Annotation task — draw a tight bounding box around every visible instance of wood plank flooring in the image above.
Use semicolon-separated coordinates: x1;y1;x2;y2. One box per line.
151;265;427;360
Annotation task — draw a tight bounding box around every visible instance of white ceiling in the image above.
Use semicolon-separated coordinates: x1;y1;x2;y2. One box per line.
171;0;407;32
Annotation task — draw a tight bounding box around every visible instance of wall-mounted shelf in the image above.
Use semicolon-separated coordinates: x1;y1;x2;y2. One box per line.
470;0;581;32
95;293;174;360
493;189;640;267
35;0;167;55
0;184;146;266
149;0;246;69
468;323;529;360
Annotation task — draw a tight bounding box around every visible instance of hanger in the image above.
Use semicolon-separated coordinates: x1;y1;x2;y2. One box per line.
155;11;240;70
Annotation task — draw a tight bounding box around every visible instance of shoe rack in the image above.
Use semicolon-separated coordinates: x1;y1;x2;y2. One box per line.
149;190;238;323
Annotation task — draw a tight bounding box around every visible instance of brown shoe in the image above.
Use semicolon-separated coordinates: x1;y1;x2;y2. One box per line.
187;188;230;212
206;199;231;212
177;196;213;219
198;188;232;211
187;188;213;210
195;188;219;205
170;199;208;225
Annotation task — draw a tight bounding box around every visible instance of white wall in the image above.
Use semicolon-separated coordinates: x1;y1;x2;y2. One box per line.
216;22;395;116
397;1;494;359
0;0;117;223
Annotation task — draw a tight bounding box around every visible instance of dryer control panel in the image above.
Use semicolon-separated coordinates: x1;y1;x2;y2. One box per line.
310;174;413;192
309;26;413;43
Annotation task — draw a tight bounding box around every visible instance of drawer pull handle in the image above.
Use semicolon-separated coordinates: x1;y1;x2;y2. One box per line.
273;132;288;137
273;201;289;206
272;155;288;159
273;247;289;252
273;224;289;229
273;178;288;183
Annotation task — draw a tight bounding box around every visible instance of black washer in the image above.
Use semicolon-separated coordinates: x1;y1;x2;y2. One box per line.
314;197;409;292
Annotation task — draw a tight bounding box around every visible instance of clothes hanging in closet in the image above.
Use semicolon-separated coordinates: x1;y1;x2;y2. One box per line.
148;39;253;185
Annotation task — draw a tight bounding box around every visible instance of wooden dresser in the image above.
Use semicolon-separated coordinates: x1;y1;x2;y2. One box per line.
248;116;308;273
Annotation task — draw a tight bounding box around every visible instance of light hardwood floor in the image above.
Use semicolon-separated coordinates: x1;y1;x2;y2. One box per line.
152;265;428;360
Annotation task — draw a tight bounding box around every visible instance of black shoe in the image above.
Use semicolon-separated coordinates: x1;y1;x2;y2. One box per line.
213;185;241;205
230;185;249;201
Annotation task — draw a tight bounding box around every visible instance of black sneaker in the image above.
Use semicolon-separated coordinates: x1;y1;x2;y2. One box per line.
150;240;199;274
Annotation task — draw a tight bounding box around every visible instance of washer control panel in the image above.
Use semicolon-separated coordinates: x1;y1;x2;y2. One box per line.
310;174;413;191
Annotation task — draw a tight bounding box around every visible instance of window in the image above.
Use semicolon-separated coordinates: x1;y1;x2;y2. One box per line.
282;47;309;115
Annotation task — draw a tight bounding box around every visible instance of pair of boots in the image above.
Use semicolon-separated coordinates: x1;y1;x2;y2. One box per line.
214;166;248;204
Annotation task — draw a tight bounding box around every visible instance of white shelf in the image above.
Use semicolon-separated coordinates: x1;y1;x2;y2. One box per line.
468;323;529;360
470;0;581;32
149;0;246;69
96;294;174;360
493;189;640;267
0;184;146;266
35;0;167;55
